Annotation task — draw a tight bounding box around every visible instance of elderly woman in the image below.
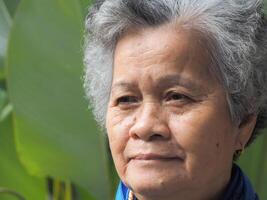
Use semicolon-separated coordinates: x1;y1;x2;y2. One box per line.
84;0;267;199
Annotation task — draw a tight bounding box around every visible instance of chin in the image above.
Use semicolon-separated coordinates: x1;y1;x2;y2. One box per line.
124;170;182;198
128;178;167;197
121;159;189;197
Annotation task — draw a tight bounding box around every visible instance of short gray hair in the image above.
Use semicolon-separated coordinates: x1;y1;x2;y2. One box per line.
84;0;267;146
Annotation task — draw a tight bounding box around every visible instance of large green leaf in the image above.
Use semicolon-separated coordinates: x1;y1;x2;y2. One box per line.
0;114;46;200
6;0;111;199
0;0;11;80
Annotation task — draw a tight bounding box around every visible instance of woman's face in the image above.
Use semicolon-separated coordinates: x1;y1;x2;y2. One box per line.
106;24;244;200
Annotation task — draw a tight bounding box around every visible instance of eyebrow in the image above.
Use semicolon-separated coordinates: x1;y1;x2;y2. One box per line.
157;74;202;92
111;74;203;94
111;81;138;93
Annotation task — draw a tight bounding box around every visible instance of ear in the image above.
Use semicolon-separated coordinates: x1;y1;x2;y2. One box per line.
235;115;257;150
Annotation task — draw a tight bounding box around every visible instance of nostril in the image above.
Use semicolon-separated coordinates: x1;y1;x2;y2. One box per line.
150;133;167;141
131;133;139;140
154;133;163;138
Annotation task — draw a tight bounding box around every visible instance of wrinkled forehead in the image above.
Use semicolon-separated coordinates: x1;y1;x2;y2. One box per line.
113;24;216;87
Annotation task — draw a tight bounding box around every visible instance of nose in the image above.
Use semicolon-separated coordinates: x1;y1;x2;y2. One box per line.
129;102;171;141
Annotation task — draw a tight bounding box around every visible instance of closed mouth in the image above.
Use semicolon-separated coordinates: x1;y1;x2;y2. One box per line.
132;153;184;161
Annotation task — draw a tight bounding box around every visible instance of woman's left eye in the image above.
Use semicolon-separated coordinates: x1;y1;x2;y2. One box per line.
165;91;190;102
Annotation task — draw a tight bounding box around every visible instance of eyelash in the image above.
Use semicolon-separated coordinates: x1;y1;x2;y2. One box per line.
115;92;191;106
116;96;139;105
165;91;191;102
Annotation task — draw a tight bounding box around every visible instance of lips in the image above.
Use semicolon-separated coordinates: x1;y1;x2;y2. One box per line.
132;153;184;161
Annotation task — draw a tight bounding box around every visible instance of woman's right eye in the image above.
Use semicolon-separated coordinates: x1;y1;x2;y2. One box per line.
116;96;138;105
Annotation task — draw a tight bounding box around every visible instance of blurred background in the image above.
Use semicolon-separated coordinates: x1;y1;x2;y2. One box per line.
0;0;266;200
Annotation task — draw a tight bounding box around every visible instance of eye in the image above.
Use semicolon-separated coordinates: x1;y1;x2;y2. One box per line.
116;95;139;105
165;91;190;102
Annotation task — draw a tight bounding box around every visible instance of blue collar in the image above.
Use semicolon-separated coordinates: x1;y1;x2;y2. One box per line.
223;164;259;200
115;181;132;200
115;164;259;200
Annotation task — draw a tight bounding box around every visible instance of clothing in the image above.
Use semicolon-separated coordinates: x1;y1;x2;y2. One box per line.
223;164;259;200
115;164;259;200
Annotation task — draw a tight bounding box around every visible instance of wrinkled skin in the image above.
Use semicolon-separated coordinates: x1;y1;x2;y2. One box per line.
106;23;256;200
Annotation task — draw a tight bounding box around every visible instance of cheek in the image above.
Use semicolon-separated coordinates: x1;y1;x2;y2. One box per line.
106;113;135;177
168;107;235;167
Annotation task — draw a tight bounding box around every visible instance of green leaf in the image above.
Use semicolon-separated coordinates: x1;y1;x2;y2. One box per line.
0;188;26;200
3;0;20;17
0;114;46;200
238;132;267;200
0;86;11;123
0;88;7;111
75;185;96;200
0;103;13;122
6;0;111;199
0;0;11;80
78;0;93;18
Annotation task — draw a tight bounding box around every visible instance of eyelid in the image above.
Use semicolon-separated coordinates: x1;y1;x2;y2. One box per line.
116;95;139;105
165;90;184;96
164;90;191;101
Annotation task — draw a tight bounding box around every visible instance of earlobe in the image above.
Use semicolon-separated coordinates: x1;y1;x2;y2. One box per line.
235;115;257;150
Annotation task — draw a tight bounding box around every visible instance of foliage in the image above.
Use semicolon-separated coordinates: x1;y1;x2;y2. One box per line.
238;133;267;199
1;0;113;199
0;0;266;200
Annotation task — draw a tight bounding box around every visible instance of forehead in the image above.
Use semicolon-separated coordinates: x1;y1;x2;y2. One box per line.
113;24;217;90
114;25;193;67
